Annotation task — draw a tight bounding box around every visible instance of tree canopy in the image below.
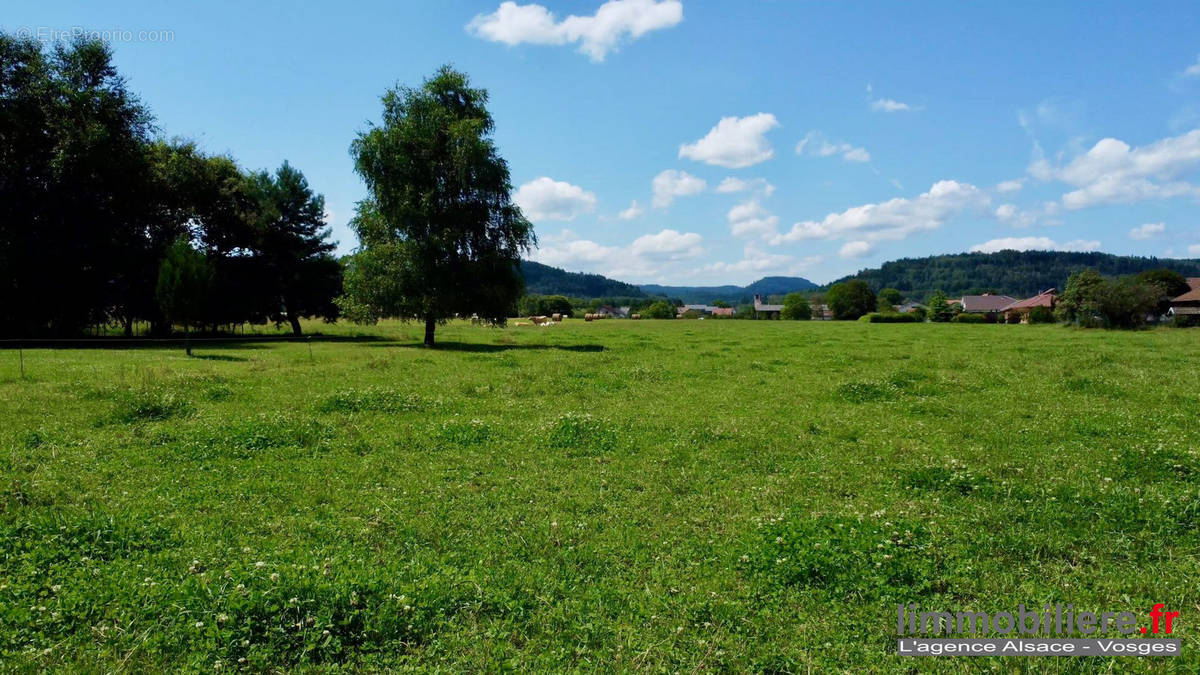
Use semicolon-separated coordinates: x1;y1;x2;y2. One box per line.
0;33;341;338
781;293;812;320
827;280;876;320
342;66;535;346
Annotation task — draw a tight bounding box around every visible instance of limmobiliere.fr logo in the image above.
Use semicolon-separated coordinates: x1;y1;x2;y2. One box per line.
897;603;1179;637
896;604;1181;657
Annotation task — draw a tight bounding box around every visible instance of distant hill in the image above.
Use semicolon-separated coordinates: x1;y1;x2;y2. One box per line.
519;261;645;298
640;276;818;304
835;250;1200;300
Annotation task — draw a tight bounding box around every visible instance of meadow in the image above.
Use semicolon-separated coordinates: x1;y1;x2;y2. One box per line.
1;319;1198;671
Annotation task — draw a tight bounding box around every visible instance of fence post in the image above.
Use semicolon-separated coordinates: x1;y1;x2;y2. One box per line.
307;336;313;361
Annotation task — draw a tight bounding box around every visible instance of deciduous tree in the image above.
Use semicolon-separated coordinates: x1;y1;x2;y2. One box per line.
344;66;535;347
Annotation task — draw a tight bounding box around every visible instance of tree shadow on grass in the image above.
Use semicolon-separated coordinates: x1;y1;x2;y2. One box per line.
189;354;248;362
374;341;606;353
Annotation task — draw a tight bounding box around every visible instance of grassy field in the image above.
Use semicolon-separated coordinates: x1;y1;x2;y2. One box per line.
1;319;1198;671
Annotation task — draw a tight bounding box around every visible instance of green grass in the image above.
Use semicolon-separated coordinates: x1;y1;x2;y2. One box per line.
1;319;1198;671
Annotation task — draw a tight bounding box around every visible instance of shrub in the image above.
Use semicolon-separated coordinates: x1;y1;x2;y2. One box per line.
860;312;921;323
951;313;986;324
1029;306;1055;324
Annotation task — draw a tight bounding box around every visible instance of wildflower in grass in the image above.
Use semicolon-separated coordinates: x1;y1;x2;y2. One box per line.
270;573;279;582
194;621;204;629
254;561;265;568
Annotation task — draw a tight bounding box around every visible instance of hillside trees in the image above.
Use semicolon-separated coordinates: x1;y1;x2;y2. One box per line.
344;66;535;346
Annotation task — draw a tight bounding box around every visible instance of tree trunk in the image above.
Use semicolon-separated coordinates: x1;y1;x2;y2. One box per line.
185;321;192;357
424;316;436;347
288;313;302;336
123;316;134;337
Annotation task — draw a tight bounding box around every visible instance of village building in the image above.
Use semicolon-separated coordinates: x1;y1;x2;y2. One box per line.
958;293;1017;320
1001;288;1056;323
752;294;783;319
1169;278;1200;320
894;301;927;314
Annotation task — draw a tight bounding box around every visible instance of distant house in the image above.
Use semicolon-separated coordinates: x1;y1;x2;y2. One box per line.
677;304;721;317
753;294;783;319
1169;278;1200;319
1002;288;1056;323
710;307;735;317
814;304;833;320
959;293;1016;320
895;301;927;314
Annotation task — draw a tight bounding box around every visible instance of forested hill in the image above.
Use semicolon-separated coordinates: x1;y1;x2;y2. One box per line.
836;251;1200;300
640;276;818;304
519;261;646;298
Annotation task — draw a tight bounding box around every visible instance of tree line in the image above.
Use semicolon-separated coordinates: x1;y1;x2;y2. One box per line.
838;250;1200;301
1;34;340;338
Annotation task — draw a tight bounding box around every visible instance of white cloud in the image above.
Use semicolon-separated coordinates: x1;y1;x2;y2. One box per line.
532;227;702;280
466;0;683;62
1185;55;1200;77
678;113;779;168
771;180;989;245
727;200;779;238
871;98;913;113
995;179;1025;193
630;228;703;258
1188;243;1200;256
1033;130;1200;209
839;241;872;258
617;199;643;220
651;169;706;208
994;203;1038;228
514;177;597;221
1129;222;1166;240
697;245;822;279
796;131;870;162
716;176;775;196
969;237;1101;254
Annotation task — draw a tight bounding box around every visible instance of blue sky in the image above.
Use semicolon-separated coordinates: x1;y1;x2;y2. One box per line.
9;1;1200;284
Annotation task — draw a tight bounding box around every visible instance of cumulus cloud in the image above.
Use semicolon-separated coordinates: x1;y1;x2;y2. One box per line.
994;203;1039;228
629;228;703;258
1129;222;1166;240
617;199;643;220
531;227;702;280
514;177;597;221
969;237;1101;254
727;200;779;238
678;113;780;168
796;131;870;162
771;180;989;245
1032;130;1200;209
716;176;775;196
466;0;683;62
839;241;872;258
651;169;706;208
697;245;822;279
995;179;1025;193
871;98;912;113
